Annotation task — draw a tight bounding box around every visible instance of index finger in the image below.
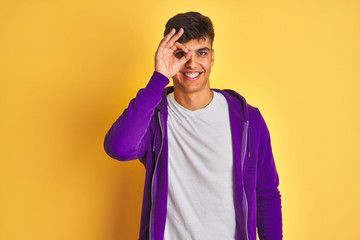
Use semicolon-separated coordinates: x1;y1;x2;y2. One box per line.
171;42;189;53
158;28;176;48
165;28;185;48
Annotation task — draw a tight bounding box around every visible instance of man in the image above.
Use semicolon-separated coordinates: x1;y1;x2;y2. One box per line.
104;11;282;240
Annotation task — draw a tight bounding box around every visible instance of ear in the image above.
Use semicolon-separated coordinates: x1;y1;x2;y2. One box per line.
211;49;215;67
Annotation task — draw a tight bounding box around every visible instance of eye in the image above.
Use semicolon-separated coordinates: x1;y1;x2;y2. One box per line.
175;51;185;58
198;51;207;56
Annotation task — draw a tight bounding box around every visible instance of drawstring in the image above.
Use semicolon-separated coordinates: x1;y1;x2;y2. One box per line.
152;111;158;152
247;121;250;158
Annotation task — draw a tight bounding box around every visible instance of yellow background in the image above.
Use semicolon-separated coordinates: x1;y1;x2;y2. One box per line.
1;0;359;239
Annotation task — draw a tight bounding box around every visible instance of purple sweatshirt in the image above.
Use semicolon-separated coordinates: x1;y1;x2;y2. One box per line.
104;71;282;240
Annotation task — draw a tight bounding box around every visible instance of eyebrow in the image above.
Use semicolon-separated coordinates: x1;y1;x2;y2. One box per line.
197;47;211;52
175;47;211;52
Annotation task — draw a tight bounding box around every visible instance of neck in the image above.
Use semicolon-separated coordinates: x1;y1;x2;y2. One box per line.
173;88;214;111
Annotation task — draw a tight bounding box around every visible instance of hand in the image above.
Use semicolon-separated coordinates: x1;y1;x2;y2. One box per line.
154;28;192;79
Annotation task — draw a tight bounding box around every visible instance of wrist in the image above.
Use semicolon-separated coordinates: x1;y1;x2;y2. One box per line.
154;70;171;79
146;71;170;94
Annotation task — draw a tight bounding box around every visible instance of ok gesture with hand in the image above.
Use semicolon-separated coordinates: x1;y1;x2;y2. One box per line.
155;28;192;79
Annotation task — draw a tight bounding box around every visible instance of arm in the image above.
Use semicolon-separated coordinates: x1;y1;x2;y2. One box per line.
104;72;169;161
104;28;192;161
256;112;283;240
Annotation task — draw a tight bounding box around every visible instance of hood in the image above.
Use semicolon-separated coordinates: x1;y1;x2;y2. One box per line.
156;86;249;121
213;88;249;121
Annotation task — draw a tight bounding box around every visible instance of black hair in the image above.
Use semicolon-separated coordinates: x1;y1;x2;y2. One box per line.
164;11;215;46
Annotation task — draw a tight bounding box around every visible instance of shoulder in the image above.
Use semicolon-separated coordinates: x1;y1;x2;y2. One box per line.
214;88;261;119
218;88;267;134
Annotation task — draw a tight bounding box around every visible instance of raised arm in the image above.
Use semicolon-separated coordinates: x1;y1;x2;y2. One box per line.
104;28;192;161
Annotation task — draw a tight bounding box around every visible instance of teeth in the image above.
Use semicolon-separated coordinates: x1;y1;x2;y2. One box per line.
184;72;200;78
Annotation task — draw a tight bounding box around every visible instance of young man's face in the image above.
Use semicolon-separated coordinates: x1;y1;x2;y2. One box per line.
172;36;214;94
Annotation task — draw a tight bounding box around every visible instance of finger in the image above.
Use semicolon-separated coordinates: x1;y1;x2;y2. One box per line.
178;50;193;65
174;42;189;53
159;28;176;48
170;42;187;52
169;42;189;57
166;28;183;47
166;28;185;48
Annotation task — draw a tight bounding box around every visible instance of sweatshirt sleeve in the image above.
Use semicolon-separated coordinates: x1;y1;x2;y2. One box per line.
256;112;283;240
104;71;169;161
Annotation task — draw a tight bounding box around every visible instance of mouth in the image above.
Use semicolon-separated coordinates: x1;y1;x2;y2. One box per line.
182;72;202;80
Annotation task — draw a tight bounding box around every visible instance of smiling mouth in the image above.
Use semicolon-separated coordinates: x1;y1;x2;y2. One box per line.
182;72;202;80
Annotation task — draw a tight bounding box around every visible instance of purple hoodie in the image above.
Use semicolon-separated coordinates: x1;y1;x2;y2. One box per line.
104;71;282;240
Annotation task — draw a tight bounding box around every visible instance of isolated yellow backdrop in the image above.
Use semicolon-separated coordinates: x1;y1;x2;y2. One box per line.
1;0;359;239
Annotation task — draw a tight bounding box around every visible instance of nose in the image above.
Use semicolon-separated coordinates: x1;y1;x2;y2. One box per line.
185;53;197;69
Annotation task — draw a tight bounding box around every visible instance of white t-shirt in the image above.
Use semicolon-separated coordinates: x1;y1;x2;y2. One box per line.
164;91;235;240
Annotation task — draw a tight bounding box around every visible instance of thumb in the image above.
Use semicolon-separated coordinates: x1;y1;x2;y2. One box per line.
178;50;193;65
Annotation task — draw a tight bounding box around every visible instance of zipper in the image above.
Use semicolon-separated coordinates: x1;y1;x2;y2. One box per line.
149;111;164;240
241;120;249;240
